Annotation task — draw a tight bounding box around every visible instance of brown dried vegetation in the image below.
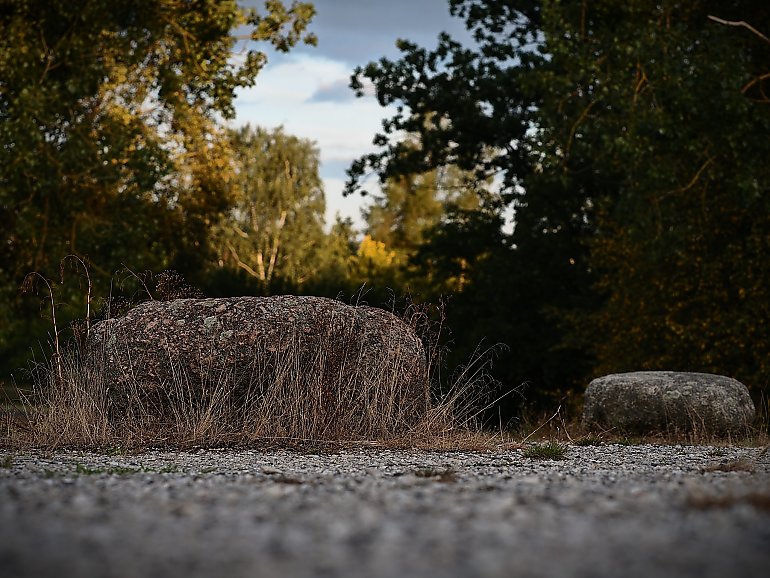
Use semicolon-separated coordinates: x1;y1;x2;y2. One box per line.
1;298;501;451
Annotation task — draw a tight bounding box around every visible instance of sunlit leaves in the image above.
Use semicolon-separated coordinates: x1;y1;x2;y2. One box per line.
0;0;315;378
211;125;326;294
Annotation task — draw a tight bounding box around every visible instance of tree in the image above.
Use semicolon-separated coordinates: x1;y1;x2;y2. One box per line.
358;160;483;300
540;2;770;390
346;1;538;199
0;0;316;379
1;0;316;275
348;0;770;411
365;164;480;252
210;125;327;294
348;0;594;408
365;172;444;253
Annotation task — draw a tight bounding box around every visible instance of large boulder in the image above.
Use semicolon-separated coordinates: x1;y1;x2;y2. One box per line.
86;296;429;436
583;371;755;437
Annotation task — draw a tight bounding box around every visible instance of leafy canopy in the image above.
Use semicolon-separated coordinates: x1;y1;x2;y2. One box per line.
0;0;315;375
211;125;326;294
348;0;770;403
1;0;316;278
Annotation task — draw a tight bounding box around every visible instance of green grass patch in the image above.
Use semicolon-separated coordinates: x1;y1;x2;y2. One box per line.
523;440;567;460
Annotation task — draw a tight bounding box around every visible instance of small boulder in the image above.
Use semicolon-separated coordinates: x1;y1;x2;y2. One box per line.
86;296;429;435
583;371;755;436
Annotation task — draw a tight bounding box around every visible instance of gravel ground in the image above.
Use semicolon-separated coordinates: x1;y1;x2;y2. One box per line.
1;443;769;578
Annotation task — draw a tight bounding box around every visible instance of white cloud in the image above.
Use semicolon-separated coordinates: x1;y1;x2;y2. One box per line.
231;1;478;233
235;54;341;104
234;54;392;159
232;52;396;228
308;78;356;103
323;177;362;228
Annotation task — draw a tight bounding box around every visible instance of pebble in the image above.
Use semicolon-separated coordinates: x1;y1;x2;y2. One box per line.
0;444;768;578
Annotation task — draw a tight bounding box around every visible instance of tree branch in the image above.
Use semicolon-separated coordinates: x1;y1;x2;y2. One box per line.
267;210;287;282
226;241;263;280
564;99;598;166
741;71;770;100
660;155;716;200
707;15;770;45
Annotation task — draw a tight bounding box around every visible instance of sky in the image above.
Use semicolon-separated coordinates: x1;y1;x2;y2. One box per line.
232;0;472;228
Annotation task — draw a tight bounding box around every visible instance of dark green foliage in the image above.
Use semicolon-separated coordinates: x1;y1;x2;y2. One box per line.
0;1;315;384
348;0;770;415
347;0;597;409
5;0;770;423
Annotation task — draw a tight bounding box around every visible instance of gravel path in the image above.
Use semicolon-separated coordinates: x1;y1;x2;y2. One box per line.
1;444;769;578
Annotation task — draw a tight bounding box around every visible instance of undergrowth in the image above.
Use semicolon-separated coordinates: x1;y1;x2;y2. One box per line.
3;262;768;452
507;401;769;449
523;440;568;460
1;277;510;451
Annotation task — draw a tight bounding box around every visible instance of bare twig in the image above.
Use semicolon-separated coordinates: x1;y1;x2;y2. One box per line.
21;273;62;383
121;265;154;301
707;15;770;45
521;404;563;444
61;255;93;337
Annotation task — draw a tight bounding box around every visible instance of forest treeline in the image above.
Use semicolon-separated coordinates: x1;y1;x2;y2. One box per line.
2;1;769;419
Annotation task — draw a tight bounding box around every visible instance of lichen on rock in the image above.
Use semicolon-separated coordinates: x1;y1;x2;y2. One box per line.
86;296;429;437
583;371;756;437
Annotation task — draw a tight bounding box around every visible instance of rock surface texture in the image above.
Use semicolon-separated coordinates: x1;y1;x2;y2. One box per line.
87;296;428;434
583;371;755;436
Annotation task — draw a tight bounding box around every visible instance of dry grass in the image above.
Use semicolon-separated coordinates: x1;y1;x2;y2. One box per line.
6;361;768;451
1;304;505;452
4;292;768;453
508;402;770;449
